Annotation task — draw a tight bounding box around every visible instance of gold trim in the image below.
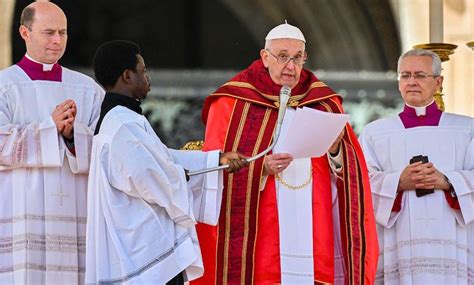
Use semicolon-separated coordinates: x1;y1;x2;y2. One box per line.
221;81;329;106
240;166;254;284
213;93;277;108
344;131;365;285
342;143;354;284
353;146;363;285
314;278;333;285
214;96;237;277
318;101;333;113
240;108;271;283
299;93;339;108
216;99;237;282
232;103;250;152
223;173;233;285
222;99;238;150
223;102;250;284
328;97;344;113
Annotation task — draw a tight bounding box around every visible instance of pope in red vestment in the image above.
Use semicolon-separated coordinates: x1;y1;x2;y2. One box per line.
192;22;378;285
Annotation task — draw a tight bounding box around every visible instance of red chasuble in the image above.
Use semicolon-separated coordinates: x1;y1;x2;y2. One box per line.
193;60;378;285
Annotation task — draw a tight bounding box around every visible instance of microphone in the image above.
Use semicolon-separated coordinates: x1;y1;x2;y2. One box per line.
188;86;292;176
274;85;291;142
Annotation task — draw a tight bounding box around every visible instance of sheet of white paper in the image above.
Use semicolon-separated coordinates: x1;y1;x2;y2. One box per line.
279;107;350;159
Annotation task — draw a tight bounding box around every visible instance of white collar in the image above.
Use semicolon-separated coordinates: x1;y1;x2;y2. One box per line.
406;100;435;116
25;53;56;71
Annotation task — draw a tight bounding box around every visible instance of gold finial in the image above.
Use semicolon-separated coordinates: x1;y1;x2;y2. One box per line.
433;87;445;111
412;43;457;111
413;43;457;62
181;140;204;151
467;41;474;51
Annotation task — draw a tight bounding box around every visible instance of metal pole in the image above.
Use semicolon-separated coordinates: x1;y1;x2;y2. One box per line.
188;86;291;176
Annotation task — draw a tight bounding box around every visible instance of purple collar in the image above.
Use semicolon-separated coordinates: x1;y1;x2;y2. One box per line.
398;101;442;128
16;56;62;82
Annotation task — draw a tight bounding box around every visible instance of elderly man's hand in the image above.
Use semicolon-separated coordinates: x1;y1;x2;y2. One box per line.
263;153;294;176
219;152;249;173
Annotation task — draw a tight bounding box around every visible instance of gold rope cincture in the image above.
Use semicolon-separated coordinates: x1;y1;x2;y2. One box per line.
275;165;313;190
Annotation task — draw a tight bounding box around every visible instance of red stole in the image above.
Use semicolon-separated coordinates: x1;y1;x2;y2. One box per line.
195;59;378;285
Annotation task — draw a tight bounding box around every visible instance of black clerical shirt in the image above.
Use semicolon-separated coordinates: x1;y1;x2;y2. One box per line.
94;92;142;135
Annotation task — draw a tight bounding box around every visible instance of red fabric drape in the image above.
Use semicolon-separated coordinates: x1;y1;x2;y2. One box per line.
194;59;379;285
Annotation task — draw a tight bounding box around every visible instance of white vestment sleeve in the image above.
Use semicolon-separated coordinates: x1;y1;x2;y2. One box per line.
65;122;94;174
168;149;223;225
445;134;474;225
0;103;61;169
359;129;402;228
108;123;196;228
65;84;103;174
89;83;104;130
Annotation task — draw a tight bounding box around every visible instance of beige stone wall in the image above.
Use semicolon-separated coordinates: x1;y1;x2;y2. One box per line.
443;0;474;116
391;0;474;117
0;0;16;69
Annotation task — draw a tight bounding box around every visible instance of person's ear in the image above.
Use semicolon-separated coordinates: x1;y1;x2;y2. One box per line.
121;69;133;84
19;25;30;41
435;75;444;90
260;49;269;68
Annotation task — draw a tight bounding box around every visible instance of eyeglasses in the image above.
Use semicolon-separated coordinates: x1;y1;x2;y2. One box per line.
266;49;306;65
397;72;439;81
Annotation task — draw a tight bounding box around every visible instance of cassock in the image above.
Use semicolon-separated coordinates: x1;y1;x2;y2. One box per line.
192;59;379;285
85;93;224;284
0;55;104;284
359;102;474;285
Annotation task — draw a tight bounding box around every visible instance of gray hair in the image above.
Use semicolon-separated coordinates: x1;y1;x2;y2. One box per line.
20;6;35;30
397;49;442;76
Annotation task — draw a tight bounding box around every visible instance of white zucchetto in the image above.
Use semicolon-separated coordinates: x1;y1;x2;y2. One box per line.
265;20;306;43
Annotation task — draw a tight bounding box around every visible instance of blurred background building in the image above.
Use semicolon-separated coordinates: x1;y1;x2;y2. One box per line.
0;0;472;148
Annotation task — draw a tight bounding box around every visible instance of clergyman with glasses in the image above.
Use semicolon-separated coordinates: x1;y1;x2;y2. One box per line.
359;49;474;284
192;21;379;285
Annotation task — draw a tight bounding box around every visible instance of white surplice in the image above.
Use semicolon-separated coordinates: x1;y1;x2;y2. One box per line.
359;112;474;285
272;108;344;284
0;65;104;284
85;106;223;284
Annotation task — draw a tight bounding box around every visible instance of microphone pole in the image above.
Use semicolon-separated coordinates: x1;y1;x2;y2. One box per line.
189;86;291;176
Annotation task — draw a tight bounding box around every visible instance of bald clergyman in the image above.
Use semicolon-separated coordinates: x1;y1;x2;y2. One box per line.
0;2;104;284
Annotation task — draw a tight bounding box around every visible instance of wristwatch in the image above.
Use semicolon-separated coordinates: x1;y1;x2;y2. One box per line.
444;175;456;198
